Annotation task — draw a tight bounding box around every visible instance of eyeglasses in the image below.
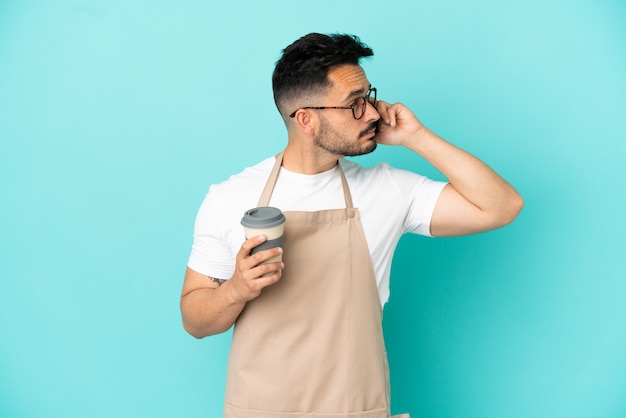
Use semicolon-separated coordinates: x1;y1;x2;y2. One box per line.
289;87;377;120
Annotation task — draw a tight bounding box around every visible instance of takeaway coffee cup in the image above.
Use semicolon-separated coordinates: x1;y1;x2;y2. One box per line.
241;207;286;264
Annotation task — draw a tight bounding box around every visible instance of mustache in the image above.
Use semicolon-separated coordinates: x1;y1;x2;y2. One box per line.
360;121;380;137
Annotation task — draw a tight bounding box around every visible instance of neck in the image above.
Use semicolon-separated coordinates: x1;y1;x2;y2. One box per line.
282;141;340;175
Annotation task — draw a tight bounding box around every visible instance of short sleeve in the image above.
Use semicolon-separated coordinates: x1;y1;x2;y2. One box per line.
187;186;236;280
385;166;447;236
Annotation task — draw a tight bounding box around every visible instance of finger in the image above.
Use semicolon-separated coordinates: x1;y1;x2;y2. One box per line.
246;261;284;289
377;101;397;127
237;234;267;259
247;246;283;267
375;100;390;123
232;256;283;297
251;260;284;280
385;103;399;127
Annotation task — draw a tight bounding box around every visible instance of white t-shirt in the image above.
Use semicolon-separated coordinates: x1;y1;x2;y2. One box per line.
188;155;447;306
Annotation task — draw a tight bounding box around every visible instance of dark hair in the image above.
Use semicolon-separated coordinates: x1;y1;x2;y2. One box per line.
272;33;374;116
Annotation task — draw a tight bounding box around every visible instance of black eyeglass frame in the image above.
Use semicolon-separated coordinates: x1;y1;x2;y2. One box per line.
288;87;377;119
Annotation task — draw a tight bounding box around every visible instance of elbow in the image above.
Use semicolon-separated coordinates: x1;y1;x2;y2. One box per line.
180;299;207;339
181;316;205;339
499;192;524;227
182;317;230;339
183;322;208;339
510;192;525;221
180;292;235;338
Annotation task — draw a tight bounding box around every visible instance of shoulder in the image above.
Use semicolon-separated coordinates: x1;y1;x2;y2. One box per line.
208;156;275;197
341;158;447;213
198;155;276;227
215;156;275;186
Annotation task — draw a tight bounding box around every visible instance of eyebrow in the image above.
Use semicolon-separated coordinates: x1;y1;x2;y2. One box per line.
343;84;372;104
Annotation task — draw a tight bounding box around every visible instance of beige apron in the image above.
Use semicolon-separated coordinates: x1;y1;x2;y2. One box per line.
224;152;409;418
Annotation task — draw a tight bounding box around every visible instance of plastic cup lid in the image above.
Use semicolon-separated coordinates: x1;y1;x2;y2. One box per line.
241;206;285;228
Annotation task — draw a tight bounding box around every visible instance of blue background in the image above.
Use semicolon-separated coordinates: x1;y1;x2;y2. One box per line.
1;1;625;417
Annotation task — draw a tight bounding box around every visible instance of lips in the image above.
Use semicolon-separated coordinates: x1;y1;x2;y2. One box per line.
362;128;376;138
360;122;379;138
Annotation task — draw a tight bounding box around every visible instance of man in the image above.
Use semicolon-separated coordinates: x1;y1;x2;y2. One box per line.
181;33;523;418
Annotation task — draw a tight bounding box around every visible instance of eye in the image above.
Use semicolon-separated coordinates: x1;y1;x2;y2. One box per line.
352;97;365;107
353;97;366;119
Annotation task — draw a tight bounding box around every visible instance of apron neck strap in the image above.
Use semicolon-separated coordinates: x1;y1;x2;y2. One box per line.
257;151;354;209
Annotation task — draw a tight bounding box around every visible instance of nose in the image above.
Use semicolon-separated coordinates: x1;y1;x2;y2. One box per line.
363;100;380;123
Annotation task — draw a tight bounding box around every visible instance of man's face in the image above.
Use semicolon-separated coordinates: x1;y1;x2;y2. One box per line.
313;65;380;157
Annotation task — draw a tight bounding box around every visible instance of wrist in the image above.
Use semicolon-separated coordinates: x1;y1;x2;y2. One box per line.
223;278;247;306
403;125;432;151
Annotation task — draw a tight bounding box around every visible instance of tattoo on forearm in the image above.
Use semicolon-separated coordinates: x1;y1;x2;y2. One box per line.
209;276;226;287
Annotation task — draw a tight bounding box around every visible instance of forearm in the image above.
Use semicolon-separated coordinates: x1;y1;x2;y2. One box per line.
180;281;246;338
180;242;284;338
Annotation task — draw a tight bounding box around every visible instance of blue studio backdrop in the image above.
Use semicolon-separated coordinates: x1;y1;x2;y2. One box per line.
1;1;625;417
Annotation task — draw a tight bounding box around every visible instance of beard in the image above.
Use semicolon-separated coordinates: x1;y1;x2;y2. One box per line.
313;116;378;157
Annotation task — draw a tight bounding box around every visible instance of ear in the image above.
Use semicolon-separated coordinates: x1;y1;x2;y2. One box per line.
292;109;318;136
